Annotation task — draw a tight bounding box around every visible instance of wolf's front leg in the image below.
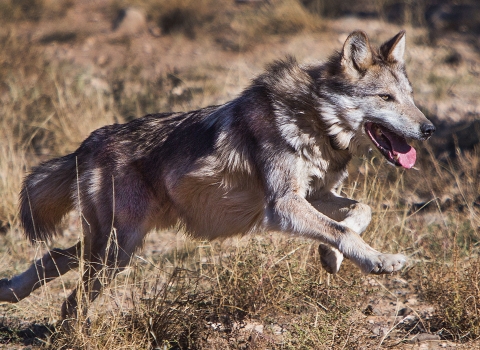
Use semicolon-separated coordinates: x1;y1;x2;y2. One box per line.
271;193;406;275
310;193;372;274
310;193;372;234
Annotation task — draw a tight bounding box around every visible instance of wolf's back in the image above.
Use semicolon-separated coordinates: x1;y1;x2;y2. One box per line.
19;153;77;243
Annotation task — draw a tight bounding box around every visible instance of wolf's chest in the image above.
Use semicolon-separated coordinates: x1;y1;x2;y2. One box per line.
296;146;349;197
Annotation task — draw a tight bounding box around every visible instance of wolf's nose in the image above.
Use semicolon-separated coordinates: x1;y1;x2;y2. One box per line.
421;123;435;138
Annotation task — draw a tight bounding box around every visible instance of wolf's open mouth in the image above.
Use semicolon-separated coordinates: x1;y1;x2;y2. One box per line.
365;122;416;169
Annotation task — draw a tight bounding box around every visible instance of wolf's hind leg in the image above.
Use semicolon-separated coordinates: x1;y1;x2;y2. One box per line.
61;228;145;321
310;194;372;274
0;243;80;303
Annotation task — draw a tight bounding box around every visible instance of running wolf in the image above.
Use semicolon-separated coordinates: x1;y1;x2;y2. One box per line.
0;30;435;319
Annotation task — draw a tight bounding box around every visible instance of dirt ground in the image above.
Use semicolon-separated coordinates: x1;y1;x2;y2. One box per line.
1;0;480;349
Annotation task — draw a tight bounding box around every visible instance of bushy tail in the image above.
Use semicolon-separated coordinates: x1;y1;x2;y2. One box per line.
20;153;77;243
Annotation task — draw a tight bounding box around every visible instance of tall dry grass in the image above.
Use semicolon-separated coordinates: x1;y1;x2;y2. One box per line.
0;2;480;348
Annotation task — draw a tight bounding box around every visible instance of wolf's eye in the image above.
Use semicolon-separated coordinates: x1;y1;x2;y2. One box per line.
379;94;394;101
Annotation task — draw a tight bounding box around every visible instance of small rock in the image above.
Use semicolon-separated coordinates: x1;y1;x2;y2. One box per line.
408;333;441;343
113;7;147;36
371;325;389;336
364;304;382;316
423;306;435;317
244;322;263;333
406;298;418;305
400;315;417;325
271;324;284;335
363;277;379;287
397;307;412;316
209;322;223;331
254;324;263;333
393;277;408;286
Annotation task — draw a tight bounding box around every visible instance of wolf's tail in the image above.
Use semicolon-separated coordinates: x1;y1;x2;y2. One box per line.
19;153;77;243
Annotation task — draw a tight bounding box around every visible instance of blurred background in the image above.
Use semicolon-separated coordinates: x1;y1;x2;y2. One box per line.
0;0;480;348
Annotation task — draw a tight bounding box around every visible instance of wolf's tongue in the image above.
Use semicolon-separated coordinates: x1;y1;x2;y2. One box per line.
393;145;416;169
382;128;416;169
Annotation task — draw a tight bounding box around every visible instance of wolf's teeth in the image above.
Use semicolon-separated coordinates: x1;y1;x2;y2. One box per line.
394;154;399;161
375;128;382;137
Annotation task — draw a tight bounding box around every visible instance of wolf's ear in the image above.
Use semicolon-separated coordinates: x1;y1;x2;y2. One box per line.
341;31;373;78
380;30;406;64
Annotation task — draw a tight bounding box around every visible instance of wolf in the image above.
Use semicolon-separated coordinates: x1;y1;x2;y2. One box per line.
0;30;434;320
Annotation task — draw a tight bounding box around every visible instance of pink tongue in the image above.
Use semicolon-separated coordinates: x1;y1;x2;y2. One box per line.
383;129;417;169
394;146;416;169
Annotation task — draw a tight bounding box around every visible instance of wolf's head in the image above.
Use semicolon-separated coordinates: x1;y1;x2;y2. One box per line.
319;30;435;169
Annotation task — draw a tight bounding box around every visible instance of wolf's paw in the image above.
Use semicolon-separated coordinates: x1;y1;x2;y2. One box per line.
362;253;406;275
0;278;18;303
318;244;344;274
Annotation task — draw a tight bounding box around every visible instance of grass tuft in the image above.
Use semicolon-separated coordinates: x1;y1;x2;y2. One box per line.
1;1;480;348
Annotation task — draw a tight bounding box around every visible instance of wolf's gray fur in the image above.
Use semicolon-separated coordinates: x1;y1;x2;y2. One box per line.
0;30;434;320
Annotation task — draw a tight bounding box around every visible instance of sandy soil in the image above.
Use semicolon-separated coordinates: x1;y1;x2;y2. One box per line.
1;1;479;348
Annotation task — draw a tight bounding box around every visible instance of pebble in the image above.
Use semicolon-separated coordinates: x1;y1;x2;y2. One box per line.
112;7;147;36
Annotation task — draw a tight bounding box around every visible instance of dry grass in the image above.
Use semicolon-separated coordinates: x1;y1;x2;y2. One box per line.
1;1;480;348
